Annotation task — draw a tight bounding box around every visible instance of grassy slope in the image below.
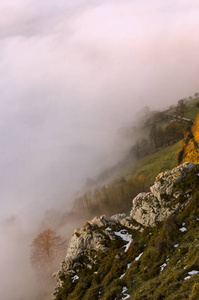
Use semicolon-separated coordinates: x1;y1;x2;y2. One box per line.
107;98;199;186
128;142;181;179
109;141;181;187
54;165;199;300
54;99;199;300
186;98;199;120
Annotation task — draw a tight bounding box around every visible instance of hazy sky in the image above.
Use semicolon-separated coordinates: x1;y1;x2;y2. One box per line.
1;1;199;299
0;0;199;221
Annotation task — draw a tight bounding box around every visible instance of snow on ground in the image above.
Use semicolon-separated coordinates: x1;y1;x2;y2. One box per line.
122;287;130;299
184;270;199;280
160;263;167;272
174;244;179;248
114;230;133;252
105;227;112;231
122;293;130;299
188;270;199;275
119;262;132;279
135;252;143;261
72;275;79;282
179;227;187;232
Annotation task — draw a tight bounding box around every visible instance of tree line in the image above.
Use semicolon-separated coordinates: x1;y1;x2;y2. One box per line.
131;120;186;158
73;173;150;217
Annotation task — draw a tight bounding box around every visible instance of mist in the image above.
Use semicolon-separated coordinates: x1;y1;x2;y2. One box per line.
1;0;199;299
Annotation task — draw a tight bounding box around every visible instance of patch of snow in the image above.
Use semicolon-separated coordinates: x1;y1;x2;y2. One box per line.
135;252;143;261
196;217;199;221
188;270;199;275
122;287;128;293
122;294;130;300
98;288;103;296
182;222;185;226
174;244;179;248
120;273;125;279
94;271;98;274
122;287;130;299
127;263;131;269
114;230;133;252
160;263;167;272
184;270;199;280
166;258;169;261
105;227;112;231
179;227;187;232
72;275;79;282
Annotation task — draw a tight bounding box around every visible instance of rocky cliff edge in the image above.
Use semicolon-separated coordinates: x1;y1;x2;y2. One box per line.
53;161;197;294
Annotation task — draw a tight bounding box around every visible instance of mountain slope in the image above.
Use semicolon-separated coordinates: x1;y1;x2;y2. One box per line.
53;162;199;300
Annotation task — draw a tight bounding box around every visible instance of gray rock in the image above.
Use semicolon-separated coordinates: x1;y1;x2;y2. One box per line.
54;162;197;291
130;162;195;227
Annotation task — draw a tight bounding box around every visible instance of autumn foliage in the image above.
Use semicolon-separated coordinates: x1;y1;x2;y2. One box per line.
30;228;66;274
180;113;199;163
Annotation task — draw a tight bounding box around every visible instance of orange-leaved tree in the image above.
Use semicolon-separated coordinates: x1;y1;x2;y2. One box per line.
30;228;66;274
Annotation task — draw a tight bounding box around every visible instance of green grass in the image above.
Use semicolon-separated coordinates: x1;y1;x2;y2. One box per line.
185;98;199;120
54;102;199;300
130;142;181;178
109;141;182;186
54;186;199;299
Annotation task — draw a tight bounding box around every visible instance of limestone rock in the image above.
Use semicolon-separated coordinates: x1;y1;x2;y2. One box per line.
130;162;195;227
150;162;194;203
54;162;197;292
54;213;139;285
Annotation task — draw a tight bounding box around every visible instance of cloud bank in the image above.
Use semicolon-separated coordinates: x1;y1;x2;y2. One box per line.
1;1;199;298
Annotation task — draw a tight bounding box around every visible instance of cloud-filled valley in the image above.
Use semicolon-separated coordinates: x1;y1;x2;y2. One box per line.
0;0;199;299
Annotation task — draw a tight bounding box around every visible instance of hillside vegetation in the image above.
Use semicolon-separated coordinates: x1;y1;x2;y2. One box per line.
53;162;199;300
52;96;199;300
179;113;199;164
72;97;199;218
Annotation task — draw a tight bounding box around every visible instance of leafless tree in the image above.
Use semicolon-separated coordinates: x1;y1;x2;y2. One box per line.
176;98;188;117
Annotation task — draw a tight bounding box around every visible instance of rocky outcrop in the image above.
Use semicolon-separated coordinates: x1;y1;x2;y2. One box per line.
54;214;142;288
54;162;197;292
130;162;195;227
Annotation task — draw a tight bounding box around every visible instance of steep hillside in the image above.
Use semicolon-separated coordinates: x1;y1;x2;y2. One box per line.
71;99;198;219
53;162;199;300
109;141;181;185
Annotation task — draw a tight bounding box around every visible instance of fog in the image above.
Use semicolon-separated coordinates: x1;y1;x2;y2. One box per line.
1;0;199;299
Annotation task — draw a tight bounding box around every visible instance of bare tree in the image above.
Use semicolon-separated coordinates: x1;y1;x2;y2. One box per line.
30;228;66;274
176;99;188;117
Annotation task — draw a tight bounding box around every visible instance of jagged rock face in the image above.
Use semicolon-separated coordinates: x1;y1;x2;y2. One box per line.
130;162;195;227
150;162;194;202
54;214;141;286
64;214;139;269
54;162;197;292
